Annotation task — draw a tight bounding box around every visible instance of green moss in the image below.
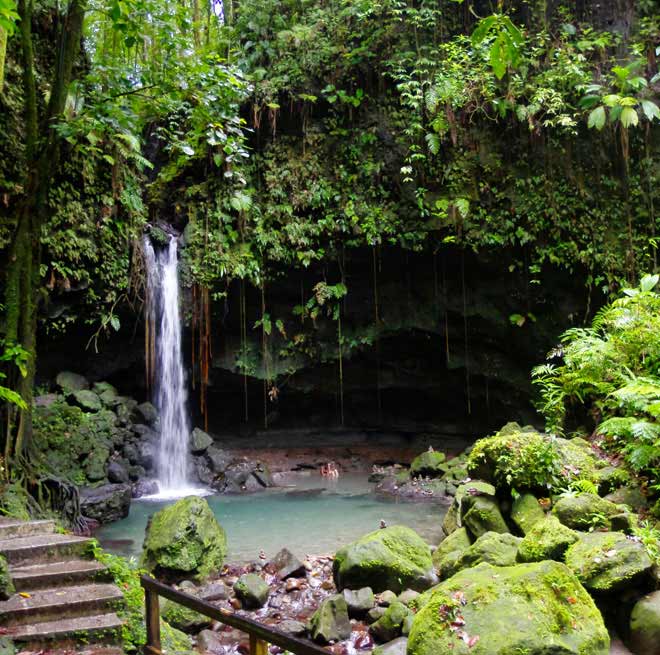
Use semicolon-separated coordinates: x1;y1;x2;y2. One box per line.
511;493;546;535
552;493;623;531
517;516;579;563
370;600;411;642
0;554;15;600
410;451;446;478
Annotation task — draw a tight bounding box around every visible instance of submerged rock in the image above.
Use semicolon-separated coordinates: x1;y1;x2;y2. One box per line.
308;594;351;644
234;573;270;609
141;496;226;582
564;531;652;592
333;525;437;593
408;561;609;655
80;483;131;524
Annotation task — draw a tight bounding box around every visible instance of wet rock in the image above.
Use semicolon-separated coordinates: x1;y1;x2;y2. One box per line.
370;601;411;643
136;401;159;425
206;446;233;473
564;531;653;592
128;465;145;481
629;591;660;655
137;440;156;470
197;582;230;602
80;483;131;524
343;587;375;617
268;548;306;579
56;370;89;393
234;574;270;609
309;594;351;644
72;389;103;412
107;460;130;484
132;479;159;498
191;427;213;455
122;443;140;465
285;578;304;592
367;607;387;624
279;620;307;636
397;590;419;607
432;527;471;578
409;561;609;655
511;493;545;535
605;486;649;512
195;456;215;485
333;525;437;593
141;496;227;582
252;463;274;488
84;446;110;482
133;423;159;440
373;637;408;655
517;515;579;563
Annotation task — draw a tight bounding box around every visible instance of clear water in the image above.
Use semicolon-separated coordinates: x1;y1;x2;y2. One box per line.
143;237;193;494
96;474;446;562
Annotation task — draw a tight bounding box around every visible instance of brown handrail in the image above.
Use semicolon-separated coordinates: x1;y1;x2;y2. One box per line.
140;574;329;655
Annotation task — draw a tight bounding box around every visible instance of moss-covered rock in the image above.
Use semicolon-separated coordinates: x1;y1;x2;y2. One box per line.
141;496;227;582
432;528;471;578
449;532;521;576
511;493;545;535
594;466;631;495
308;594;351;644
604;485;648;512
0;554;15;600
161;598;212;632
463;496;509;538
564;531;653;592
234;573;270;609
333;525;437;593
442;481;497;537
369;600;411;642
410;451;446;478
517;516;579;563
467;425;598;492
629;591;660;655
407;561;609;655
56;370;89;393
342;587;375;616
71;389;103;412
552;493;624;531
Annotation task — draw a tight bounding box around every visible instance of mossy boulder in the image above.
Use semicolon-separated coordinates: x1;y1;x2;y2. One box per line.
564;531;652;592
71;389;103;412
308;594;351;644
517;516;579;563
629;591;660;655
370;600;411;642
55;370;89;393
410;451;446;478
552;493;625;531
467;425;598;492
0;555;15;600
605;485;648;512
448;532;521;577
442;481;497;536
511;493;545;535
407;561;609;655
333;525;437;593
433;528;471;578
141;496;227;582
234;573;270;609
463;496;509;538
161;598;212;632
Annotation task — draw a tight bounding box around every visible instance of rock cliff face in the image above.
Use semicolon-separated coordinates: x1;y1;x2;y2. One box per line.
37;246;589;440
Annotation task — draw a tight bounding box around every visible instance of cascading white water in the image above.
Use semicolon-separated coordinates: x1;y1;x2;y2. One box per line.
144;236;201;497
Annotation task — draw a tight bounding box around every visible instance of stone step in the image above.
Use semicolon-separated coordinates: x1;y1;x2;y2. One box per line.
0;582;123;627
0;532;92;566
0;519;56;540
10;559;108;591
8;611;123;647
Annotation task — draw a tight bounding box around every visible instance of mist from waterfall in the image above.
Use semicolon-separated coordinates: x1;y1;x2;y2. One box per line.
144;236;202;497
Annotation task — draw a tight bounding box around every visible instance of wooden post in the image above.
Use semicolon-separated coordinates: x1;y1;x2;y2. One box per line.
250;634;268;655
145;587;162;655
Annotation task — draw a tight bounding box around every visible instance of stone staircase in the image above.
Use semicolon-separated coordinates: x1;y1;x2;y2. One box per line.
0;518;124;651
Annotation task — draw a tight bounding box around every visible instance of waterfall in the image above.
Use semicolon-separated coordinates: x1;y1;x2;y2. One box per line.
144;236;199;496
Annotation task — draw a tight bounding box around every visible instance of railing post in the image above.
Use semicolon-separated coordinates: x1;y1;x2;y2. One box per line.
250;634;269;655
145;586;162;655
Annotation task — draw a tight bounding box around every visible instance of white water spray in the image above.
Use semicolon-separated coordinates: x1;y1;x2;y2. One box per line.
144;236;205;498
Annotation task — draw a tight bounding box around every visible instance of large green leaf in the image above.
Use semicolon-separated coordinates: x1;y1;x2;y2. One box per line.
588;106;606;130
620;106;639;128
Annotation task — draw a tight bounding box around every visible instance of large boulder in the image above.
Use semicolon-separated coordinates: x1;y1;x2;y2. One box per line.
80;483;131;524
467;424;599;492
141;496;227;582
442;481;497;536
410;451;446;478
333;525;437;593
605;485;648;512
552;493;625;531
517;515;579;563
629;591;660;655
71;390;102;412
56;371;89;393
510;493;545;535
462;496;509;538
0;555;15;600
432;527;471;579
234;573;270;609
564;531;653;592
447;532;521;578
107;460;130;484
190;428;213;455
206;445;232;473
308;594;351;644
136;402;158;425
407;561;609;655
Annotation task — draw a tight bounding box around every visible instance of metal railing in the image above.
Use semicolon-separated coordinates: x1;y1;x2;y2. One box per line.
141;574;330;655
